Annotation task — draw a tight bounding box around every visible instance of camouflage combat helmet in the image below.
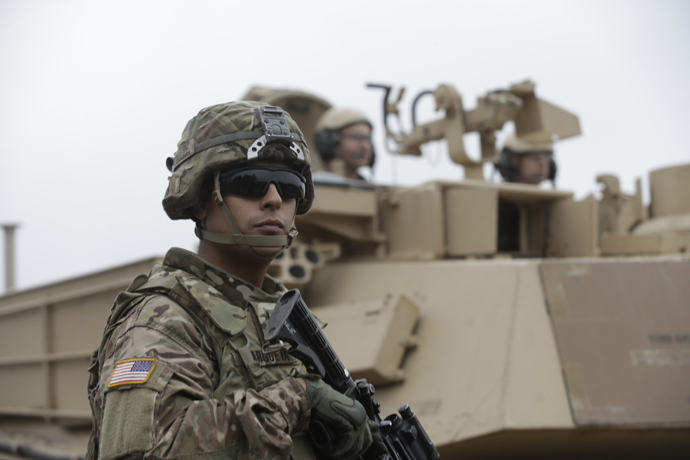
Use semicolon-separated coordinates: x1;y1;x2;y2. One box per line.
163;101;314;252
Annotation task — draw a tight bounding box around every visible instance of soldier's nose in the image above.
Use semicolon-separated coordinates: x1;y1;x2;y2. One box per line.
262;183;282;209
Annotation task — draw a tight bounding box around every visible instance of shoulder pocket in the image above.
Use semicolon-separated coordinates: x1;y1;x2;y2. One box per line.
99;359;175;460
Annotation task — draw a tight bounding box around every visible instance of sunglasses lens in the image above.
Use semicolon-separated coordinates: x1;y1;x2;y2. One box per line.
221;172;267;197
275;180;305;200
219;168;306;200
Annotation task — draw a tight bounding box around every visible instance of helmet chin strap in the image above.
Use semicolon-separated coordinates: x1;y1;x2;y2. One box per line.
194;172;298;257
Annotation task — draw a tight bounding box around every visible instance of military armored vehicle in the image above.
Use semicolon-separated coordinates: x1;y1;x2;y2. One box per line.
1;82;688;460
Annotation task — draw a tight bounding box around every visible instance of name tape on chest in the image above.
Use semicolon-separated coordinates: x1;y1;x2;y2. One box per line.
251;348;293;366
108;358;157;388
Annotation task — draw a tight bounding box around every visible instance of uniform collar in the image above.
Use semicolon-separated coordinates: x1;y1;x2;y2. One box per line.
162;247;286;306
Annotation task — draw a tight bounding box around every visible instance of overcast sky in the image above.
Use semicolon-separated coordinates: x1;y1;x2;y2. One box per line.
1;0;689;291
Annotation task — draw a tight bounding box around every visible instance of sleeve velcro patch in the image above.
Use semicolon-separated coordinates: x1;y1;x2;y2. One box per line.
107;358;157;388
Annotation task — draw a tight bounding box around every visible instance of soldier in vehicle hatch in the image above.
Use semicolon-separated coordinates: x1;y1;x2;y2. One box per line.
495;132;557;186
86;102;386;460
314;108;375;181
495;132;558;251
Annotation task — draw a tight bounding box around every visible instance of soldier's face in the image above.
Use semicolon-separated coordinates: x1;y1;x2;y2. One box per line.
336;123;373;169
515;152;551;185
201;163;298;258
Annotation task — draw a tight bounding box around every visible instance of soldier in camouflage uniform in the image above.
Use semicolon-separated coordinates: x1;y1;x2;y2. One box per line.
86;102;385;460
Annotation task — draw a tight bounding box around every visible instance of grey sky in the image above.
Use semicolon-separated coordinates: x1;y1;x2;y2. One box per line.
1;0;689;290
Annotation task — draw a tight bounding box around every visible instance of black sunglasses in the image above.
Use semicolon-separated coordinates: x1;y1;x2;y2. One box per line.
218;166;306;200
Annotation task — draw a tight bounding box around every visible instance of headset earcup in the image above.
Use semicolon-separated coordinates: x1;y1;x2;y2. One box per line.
316;129;376;168
495;149;516;181
549;156;557;181
315;130;338;162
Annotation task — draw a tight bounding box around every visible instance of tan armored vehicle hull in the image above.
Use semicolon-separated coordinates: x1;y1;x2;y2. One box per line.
306;254;690;459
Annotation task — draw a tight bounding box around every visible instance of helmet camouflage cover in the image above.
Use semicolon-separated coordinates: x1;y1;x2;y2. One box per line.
163;101;314;220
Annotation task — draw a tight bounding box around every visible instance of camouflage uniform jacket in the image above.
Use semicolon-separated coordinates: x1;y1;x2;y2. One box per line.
87;248;312;460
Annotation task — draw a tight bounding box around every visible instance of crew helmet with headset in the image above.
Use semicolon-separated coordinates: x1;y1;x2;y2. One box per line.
495;132;557;183
163;101;314;254
314;108;375;167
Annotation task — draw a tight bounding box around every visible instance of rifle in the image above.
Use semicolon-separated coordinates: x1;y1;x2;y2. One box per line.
265;289;440;460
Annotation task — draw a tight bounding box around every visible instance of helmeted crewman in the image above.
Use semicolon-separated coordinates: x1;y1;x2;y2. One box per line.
314;108;375;181
495;132;557;186
86;101;385;460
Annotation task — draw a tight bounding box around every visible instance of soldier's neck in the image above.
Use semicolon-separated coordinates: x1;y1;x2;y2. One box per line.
343;164;360;180
326;159;360;180
197;241;270;289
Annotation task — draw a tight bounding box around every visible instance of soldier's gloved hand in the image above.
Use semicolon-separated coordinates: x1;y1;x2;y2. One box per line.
368;419;388;455
303;374;375;460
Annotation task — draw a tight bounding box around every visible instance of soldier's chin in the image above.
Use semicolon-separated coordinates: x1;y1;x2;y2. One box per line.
252;245;283;258
527;174;547;184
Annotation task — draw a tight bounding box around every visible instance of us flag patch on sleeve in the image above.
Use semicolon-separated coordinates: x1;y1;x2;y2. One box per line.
108;358;157;388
